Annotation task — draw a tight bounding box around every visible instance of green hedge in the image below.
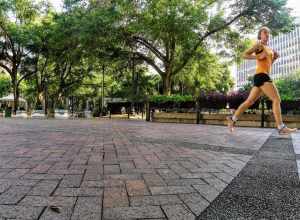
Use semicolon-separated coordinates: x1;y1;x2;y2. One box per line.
149;95;195;109
150;95;194;103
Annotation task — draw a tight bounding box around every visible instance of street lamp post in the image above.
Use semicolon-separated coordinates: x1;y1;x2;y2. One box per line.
101;65;105;116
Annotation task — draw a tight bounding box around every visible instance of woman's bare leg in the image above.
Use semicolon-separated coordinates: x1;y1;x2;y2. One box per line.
227;86;262;132
260;82;297;134
234;87;262;119
259;82;281;126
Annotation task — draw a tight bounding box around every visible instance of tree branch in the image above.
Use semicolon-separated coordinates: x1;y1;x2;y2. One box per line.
61;62;68;78
0;43;13;62
134;52;164;75
61;78;84;91
169;35;176;65
202;0;219;10
40;57;48;78
132;36;167;63
200;13;245;41
17;54;40;86
17;70;36;86
0;62;12;74
0;23;15;55
63;63;72;81
173;12;245;75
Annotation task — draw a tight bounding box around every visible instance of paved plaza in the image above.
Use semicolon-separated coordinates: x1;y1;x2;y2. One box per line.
0;119;299;219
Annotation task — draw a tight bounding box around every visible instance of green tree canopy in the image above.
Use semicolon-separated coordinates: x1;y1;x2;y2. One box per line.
100;0;295;95
0;0;50;113
174;49;234;95
275;71;300;101
0;73;10;98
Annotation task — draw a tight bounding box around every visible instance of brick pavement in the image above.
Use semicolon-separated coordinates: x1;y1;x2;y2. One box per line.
0;119;281;219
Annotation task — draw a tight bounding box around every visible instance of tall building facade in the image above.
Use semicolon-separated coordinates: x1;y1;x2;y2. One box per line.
235;26;300;89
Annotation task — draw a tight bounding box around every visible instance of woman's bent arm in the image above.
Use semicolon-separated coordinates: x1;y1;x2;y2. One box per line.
242;42;265;60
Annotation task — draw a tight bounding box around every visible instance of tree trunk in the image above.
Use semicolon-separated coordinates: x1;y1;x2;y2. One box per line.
14;86;20;115
162;73;171;96
44;85;48;115
12;74;19;115
101;65;105;116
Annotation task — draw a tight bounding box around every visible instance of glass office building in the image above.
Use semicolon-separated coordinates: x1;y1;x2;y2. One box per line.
235;26;300;89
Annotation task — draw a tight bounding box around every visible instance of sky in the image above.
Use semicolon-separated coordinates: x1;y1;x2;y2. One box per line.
50;0;300;16
287;0;300;17
50;0;63;11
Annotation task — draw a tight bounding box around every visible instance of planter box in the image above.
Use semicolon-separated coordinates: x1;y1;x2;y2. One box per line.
31;110;46;119
13;110;28;119
55;109;69;119
152;112;300;128
84;110;92;119
152;112;196;124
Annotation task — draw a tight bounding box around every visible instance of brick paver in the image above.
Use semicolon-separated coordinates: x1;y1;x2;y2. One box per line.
0;119;274;219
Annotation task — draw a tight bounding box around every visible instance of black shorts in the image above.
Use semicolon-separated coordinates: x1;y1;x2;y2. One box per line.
253;73;272;87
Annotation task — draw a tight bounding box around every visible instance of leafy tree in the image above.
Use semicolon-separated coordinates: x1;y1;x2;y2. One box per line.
0;0;49;113
275;71;300;101
173;50;234;96
239;75;254;92
0;73;10;97
2;0;295;116
110;0;294;95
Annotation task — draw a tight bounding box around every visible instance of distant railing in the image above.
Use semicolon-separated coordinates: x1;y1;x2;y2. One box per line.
146;98;300;128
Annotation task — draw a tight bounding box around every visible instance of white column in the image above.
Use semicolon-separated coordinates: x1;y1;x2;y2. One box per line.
86;99;89;111
296;29;298;70
284;34;287;76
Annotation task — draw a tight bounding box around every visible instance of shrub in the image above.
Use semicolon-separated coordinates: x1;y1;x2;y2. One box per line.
107;102;131;114
227;91;260;110
204;92;227;110
280;100;300;114
150;95;194;109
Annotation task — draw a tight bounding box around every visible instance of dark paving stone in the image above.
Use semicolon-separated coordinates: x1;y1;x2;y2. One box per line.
28;180;59;196
60;175;83;188
0;205;44;219
130;195;182;207
19;195;76;207
126;180;150;196
39;206;73;220
192;184;220;202
71;197;102;220
53;187;103;197
3;169;30;179
178;142;256;156
103;186;129;208
0;186;31;205
0;180;12;194
103;206;165;219
197;134;300;219
143;174;167;187
21;173;64;180
165;178;207;186
178;193;210;216
12;179;40;187
149;186;196;195
161;204;195;220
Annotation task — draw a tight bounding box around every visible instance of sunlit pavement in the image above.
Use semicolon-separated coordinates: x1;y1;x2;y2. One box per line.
0;119;299;219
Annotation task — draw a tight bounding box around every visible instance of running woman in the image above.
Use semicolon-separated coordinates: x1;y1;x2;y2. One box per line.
227;26;297;135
